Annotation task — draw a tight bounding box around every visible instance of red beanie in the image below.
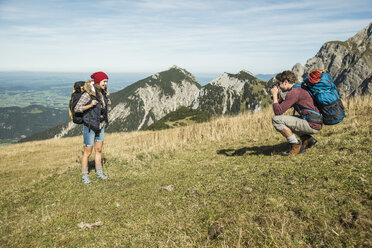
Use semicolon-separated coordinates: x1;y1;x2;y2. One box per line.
91;71;108;84
308;70;322;84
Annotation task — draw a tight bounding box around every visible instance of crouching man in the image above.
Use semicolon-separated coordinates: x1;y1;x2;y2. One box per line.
271;70;322;156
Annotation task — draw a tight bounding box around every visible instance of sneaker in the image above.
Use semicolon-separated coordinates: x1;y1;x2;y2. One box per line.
300;135;317;149
96;171;108;180
82;174;92;184
282;142;306;156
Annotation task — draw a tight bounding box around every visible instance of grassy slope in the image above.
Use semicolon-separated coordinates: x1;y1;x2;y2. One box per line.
0;96;371;247
146;106;210;131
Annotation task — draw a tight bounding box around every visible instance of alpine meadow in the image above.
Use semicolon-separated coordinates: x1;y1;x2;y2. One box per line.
0;95;371;247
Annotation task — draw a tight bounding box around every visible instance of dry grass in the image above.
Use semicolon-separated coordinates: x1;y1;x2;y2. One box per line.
0;95;371;247
1;95;370;194
105;106;274;159
0;138;82;196
104;94;371;159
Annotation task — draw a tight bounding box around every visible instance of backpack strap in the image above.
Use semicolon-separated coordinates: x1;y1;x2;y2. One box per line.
294;104;323;124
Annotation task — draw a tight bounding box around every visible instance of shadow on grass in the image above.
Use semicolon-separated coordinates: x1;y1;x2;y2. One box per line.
87;157;108;172
217;142;289;156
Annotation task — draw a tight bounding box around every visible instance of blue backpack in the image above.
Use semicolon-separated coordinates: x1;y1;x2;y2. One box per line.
295;70;345;125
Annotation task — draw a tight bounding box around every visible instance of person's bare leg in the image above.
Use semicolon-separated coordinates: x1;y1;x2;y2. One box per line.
94;141;103;170
94;141;107;179
82;146;93;172
280;126;293;138
82;146;93;183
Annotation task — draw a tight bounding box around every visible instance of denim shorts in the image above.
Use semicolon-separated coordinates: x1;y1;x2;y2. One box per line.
83;125;104;147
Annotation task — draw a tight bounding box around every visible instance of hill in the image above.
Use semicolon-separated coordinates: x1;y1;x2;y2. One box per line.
0;95;371;247
145;106;209;131
0;105;69;143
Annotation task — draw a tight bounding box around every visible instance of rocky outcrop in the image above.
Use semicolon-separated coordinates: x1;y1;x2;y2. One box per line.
292;22;372;97
192;70;271;116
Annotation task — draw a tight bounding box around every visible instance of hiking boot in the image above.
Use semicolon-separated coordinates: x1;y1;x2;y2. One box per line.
281;142;306;156
95;171;108;180
82;174;92;184
300;135;317;149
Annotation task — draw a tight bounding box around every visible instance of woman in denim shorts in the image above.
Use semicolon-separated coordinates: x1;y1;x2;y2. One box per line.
74;71;110;184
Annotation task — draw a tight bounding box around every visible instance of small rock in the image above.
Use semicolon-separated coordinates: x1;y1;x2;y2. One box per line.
360;177;368;183
161;185;174;192
244;187;253;193
252;138;258;142
78;221;103;229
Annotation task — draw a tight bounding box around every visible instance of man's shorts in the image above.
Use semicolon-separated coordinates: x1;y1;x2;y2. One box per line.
83;125;104;147
272;115;319;136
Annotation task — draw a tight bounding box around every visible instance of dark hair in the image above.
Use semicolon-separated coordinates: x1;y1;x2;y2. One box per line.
275;70;297;84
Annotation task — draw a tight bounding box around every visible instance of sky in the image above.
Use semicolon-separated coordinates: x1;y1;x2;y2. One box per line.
0;0;371;75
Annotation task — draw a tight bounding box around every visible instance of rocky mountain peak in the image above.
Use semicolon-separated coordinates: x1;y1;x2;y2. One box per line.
239;69;254;76
192;69;270;115
167;65;197;82
209;72;245;93
347;22;372;47
209;70;259;91
292;22;372;96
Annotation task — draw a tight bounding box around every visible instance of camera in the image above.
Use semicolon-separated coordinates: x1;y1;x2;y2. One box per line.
267;78;279;89
269;82;279;89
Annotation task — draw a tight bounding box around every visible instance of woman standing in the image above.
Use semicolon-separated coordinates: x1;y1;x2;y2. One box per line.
74;71;110;184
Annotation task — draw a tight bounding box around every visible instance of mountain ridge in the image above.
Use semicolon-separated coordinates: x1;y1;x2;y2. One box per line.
292;22;372;96
192;70;270;116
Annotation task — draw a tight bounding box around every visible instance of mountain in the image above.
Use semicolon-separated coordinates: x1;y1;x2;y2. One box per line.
292;22;372;96
192;70;271;116
21;66;202;141
255;73;277;81
0;105;69;143
21;68;273;142
19;122;71;143
108;65;201;132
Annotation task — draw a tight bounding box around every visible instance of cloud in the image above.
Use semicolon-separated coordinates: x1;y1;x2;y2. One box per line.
135;0;210;10
0;0;371;73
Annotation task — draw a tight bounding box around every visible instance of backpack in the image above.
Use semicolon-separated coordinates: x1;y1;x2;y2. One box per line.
69;81;86;124
296;70;345;125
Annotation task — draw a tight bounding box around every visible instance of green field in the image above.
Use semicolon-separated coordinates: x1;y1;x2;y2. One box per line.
0;87;70;110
